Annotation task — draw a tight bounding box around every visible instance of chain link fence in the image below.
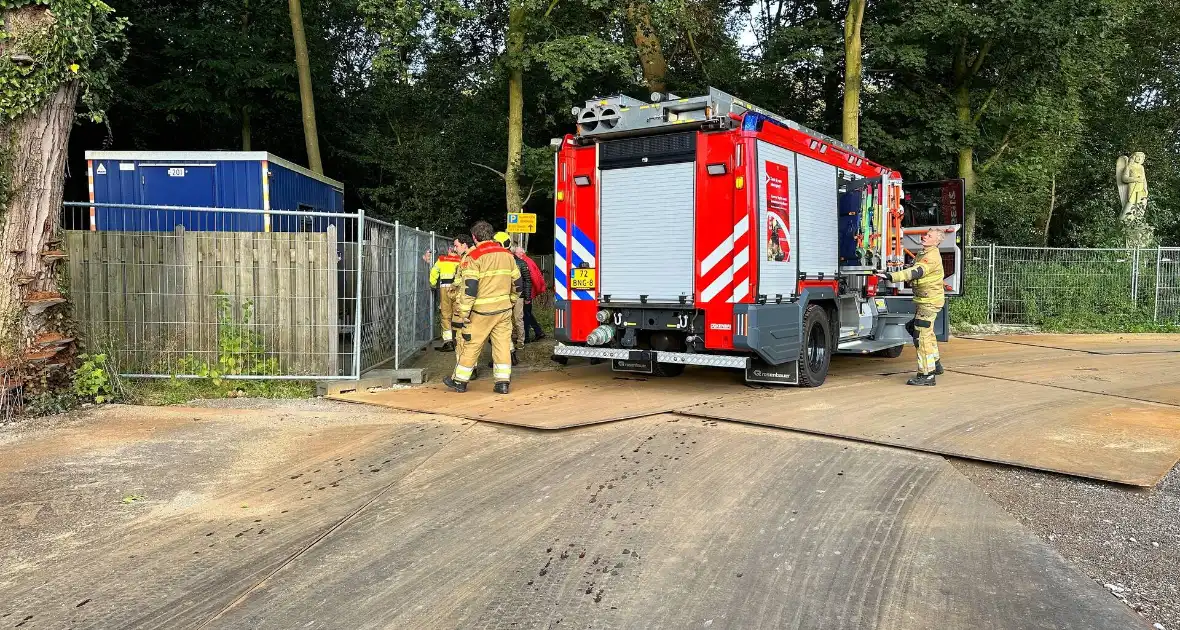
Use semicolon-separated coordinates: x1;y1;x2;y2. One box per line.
955;245;1180;330
356;218;452;373
61;203;449;381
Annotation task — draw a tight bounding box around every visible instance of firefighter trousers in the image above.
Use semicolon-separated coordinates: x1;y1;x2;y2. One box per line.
453;310;514;383
911;304;941;375
438;284;457;342
512;299;525;349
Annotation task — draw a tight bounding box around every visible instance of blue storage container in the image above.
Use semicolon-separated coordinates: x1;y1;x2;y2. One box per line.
84;151;345;232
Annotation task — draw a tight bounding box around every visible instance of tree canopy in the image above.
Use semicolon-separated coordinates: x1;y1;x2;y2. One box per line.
64;0;1180;246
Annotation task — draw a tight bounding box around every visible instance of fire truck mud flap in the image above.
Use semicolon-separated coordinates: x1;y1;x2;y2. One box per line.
189;416;1142;630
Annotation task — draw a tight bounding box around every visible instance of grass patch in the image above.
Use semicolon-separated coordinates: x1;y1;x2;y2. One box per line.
125;378;316;406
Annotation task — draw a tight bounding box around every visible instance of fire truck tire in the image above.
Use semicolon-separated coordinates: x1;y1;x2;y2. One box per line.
875;344;905;359
652;361;685;378
551;354;569;365
797;304;832;388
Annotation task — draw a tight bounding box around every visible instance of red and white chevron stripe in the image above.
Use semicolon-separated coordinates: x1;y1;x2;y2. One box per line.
698;216;752;303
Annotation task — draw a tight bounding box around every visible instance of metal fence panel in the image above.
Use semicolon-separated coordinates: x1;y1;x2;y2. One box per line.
356;219;397;373
1157;248;1180;322
953;245;1175;329
357;221;452;373
991;247;1141;327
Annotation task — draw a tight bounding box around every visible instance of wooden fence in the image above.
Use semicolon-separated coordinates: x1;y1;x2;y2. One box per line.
65;227;341;376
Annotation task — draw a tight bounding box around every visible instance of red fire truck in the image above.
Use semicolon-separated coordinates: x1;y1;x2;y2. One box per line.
551;89;964;386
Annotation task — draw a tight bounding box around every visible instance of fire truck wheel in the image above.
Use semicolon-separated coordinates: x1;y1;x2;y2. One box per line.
652;361;685;378
797;304;832;387
551;354;569;365
875;344;905;359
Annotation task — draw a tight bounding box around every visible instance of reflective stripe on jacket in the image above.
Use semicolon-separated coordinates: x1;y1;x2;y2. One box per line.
889;246;945;307
430;254;462;287
456;241;520;318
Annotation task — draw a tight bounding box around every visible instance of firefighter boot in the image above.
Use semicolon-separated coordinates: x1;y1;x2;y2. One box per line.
906;373;936;386
443;375;468;393
494;381;510;395
511;350;519;366
934;360;945;376
439;340;455;352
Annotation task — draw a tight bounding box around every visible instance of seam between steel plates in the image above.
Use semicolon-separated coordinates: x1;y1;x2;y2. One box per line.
958;336;1180;356
943;368;1180;409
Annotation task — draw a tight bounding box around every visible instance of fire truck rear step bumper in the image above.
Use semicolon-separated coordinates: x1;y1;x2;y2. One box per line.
836;339;908;354
554;344;750;369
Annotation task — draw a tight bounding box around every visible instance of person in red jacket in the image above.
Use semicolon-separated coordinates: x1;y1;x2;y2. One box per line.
518;247;546;342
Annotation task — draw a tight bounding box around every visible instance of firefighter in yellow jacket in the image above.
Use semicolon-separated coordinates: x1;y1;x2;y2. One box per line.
885;227;949;386
444;221;521;394
429;246;463;352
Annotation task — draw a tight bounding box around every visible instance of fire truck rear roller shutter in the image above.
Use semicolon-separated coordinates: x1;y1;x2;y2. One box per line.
599;162;696;303
795;155;839;277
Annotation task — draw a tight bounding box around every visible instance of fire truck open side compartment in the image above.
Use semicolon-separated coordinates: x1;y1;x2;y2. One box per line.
551;89;964;386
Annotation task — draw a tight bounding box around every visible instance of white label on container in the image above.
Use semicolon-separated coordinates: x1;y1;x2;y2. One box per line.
95;164;107;175
119;162;135;171
168;167;185;177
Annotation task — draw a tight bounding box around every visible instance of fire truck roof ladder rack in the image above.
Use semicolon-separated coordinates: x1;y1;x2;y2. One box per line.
573;87;865;158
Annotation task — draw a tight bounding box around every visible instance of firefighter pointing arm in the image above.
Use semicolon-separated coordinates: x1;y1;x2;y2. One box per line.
880;227;948;386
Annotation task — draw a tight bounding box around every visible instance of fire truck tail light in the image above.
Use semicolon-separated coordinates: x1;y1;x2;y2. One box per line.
574;175;591;186
706;163;727;176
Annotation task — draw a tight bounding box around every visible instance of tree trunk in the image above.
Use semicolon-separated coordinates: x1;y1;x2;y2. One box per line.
0;80;80;388
288;0;322;174
1042;173;1056;246
505;3;526;214
956;85;977;245
627;1;668;94
241;106;252;151
241;1;252;152
842;0;866;147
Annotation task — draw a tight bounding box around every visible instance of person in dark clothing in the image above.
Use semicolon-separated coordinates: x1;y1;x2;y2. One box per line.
515;247;546;342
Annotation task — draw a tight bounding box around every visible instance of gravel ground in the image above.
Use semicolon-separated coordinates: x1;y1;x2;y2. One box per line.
953;459;1179;630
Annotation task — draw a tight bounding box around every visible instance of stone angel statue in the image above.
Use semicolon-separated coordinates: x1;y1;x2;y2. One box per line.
1116;152;1149;221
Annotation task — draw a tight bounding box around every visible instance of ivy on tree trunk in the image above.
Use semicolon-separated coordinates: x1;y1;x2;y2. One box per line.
0;0;126;403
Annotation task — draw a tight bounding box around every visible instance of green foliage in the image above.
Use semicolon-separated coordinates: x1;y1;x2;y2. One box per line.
127;378;314;406
72;352;113;403
109;1;293;136
23;390;77;415
0;0;127;121
176;293;279;383
68;0;1180;246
